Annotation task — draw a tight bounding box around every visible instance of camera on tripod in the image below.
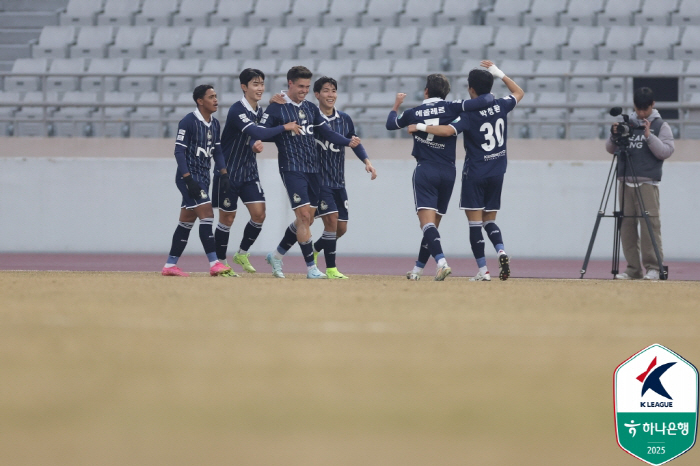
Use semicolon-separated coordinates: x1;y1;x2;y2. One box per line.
609;107;635;147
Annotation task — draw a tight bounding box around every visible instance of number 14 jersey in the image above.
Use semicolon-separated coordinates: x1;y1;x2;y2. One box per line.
451;94;518;179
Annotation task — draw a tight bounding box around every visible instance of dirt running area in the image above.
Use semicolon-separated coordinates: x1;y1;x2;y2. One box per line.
2;271;699;466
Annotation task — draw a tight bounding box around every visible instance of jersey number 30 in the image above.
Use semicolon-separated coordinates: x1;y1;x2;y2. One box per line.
480;118;505;151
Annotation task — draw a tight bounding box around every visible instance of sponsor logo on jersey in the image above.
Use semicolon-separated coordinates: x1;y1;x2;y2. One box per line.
196;146;214;158
238;113;250;123
177;129;186;141
315;139;340;152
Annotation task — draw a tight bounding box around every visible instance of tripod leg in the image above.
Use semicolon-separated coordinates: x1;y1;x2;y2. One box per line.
581;213;604;278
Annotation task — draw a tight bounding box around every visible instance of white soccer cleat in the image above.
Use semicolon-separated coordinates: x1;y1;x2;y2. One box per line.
306;265;327;279
469;270;491;282
406;270;422;281
434;264;452;281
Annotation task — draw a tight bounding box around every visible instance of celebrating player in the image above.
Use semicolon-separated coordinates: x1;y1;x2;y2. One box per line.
385;74;494;281
258;66;361;279
212;68;301;276
311;76;377;279
162;84;232;277
409;61;524;281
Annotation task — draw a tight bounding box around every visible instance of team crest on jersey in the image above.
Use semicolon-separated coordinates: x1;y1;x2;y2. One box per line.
320;200;328;211
223;198;231;208
298;109;306;120
207;130;212;142
293;193;301;203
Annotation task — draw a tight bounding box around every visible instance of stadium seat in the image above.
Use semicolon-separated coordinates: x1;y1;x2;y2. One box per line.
210;0;255;28
314;59;356;90
335;27;380;60
360;0;404;27
239;59;280;90
597;0;642;27
165;92;200;136
297;27;342;61
682;93;700;138
647;59;684;77
569;102;606;140
172;0;217;27
673;27;700;60
602;60;647;95
399;0;440;27
483;0;531;26
69;26;115;58
671;1;700;26
484;26;531;60
634;0;679;26
528;92;568;139
119;58;163;92
434;0;481;27
161;58;201;93
558;0;604;27
51;91;98;137
0;91;21;135
183;26;231;60
521;0;568;27
350;58;392;93
286;0;329;27
570;60;609;92
81;58;124;92
97;0;142;26
455;59;533;96
45;58;87;92
145;27;192;59
597;26;643;60
531;60;571;93
522;26;569;60
384;58;428;95
374;27;418;60
4;58;49;92
60;0;105;26
220;27;268;60
198;59;240;93
31;26;77;59
357;92;400;138
636;26;681;60
135;0;180;26
560;26;606;60
248;0;292;28
258;26;305;60
447;25;494;69
92;91;136;137
412;26;456;70
15;92;58;137
108;26;153;59
324;0;367;28
130;91;172;137
682;61;700;95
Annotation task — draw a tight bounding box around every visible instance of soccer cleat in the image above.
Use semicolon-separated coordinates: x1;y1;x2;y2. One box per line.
162;266;189;277
434;263;452;281
313;250;319;265
233;252;256;273
469;270;491;282
498;254;511;281
220;268;240;277
326;267;348;279
306;265;327;279
265;252;285;278
210;261;232;276
406;270;422;281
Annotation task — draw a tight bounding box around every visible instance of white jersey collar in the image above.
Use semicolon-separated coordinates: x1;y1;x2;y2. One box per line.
320;107;340;122
240;96;258;114
282;91;303;107
193;108;212;127
422;97;444;104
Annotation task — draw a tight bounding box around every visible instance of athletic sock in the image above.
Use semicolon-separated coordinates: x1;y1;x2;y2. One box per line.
214;222;230;261
239;220;263;253
422;223;445;262
469;221;487;269
314;237;325;254
320;230;337;268
416;237;430;269
275;222;297;259
165;221;194;266
483;220;505;254
299;239;315;267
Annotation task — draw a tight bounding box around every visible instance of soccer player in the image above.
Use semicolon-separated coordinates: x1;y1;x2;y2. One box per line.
162;84;232;277
385;74;494;281
257;65;361;279
311;76;377;279
409;61;524;281
212;68;302;277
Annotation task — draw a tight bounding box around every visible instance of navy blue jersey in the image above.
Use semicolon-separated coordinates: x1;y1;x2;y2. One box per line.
315;109;363;188
174;108;222;185
220;97;264;182
451;95;518;179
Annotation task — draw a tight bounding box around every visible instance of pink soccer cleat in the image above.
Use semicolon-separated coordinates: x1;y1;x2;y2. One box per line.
209;261;232;276
162;266;189;277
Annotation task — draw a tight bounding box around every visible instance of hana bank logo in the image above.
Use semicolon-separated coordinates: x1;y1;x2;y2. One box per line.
638;357;676;400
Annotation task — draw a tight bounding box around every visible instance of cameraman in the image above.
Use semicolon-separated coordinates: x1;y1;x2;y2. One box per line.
605;87;675;280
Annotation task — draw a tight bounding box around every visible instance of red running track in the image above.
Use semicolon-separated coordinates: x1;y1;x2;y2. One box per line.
1;253;700;280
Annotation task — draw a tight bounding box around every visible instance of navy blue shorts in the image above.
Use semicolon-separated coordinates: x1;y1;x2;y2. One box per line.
176;174;211;209
413;163;456;215
212;174;266;213
316;186;349;221
460;173;504;211
280;171;321;210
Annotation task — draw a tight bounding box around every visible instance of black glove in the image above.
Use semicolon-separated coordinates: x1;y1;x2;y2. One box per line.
218;173;230;195
183;174;202;199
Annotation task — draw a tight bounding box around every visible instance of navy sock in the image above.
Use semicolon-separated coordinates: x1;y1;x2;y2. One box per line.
276;222;297;255
422;223;444;262
469;221;487;268
314;237;325;253
483;220;505;252
416;237;431;268
321;230;337;268
299;239;315;267
199;218;218;263
167;221;194;264
239;219;263;252
215;222;230;261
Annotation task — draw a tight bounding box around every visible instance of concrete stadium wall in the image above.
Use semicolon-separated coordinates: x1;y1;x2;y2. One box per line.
1;137;698;260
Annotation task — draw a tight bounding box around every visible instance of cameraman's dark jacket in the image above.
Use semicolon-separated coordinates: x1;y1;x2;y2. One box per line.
605;109;674;183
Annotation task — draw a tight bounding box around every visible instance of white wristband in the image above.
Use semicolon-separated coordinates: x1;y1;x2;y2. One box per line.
416;123;427;132
487;65;505;79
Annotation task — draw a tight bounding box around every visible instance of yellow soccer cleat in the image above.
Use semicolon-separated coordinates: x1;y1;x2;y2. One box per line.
233;252;256;273
313;250;319;265
326;267;349;279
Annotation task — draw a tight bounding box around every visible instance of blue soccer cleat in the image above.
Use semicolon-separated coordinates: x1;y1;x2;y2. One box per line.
306;265;327;279
265;252;285;278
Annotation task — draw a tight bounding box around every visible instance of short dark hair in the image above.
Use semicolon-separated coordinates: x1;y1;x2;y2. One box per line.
425;74;450;100
313;76;338;94
287;65;313;84
193;84;214;104
634;87;655;110
239;68;265;86
468;69;494;96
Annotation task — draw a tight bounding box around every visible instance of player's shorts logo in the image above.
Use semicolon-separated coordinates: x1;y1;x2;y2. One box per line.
199;190;207;199
293;193;301;203
223;198;231;208
320;200;328;211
